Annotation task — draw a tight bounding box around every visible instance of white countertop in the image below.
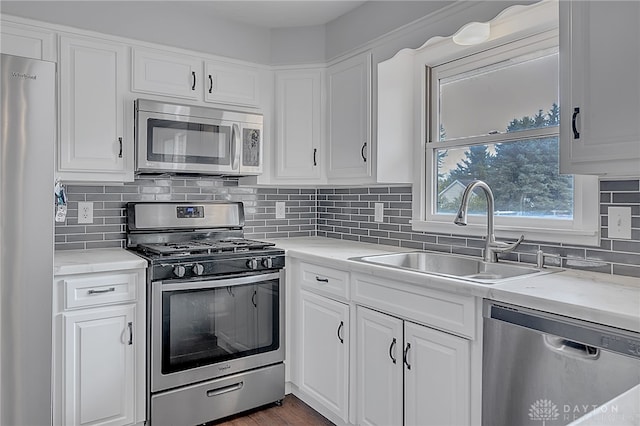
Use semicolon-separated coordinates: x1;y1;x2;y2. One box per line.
268;237;640;332
54;248;147;275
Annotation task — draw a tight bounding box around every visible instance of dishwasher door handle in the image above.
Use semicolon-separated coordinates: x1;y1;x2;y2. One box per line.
543;335;600;360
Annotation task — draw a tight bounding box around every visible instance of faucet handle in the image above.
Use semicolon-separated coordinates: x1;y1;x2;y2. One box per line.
492;234;525;253
536;250;561;269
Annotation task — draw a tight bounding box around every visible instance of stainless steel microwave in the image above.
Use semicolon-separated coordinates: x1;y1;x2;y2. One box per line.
135;99;263;175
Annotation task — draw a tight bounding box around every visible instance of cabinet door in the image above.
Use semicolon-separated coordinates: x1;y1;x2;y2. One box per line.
560;1;640;175
356;307;403;426
299;290;349;422
327;52;372;179
0;21;55;60
63;304;135;426
404;322;470;426
58;36;129;181
132;48;201;100
204;61;260;107
274;69;323;180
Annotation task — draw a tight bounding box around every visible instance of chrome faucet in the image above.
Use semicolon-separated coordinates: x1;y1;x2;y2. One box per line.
453;180;524;263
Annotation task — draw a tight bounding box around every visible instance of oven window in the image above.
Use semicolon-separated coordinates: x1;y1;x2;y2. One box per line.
147;118;231;165
161;279;279;374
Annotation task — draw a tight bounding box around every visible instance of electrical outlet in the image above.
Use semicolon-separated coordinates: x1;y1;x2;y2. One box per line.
275;202;286;219
608;206;631;239
77;201;94;224
374;203;384;222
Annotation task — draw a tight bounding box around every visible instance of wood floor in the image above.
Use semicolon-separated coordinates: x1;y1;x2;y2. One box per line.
210;395;334;426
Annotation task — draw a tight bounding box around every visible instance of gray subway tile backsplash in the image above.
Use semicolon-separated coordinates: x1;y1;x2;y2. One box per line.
56;177;640;278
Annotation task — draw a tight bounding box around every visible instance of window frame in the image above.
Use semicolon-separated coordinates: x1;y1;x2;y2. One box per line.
412;29;599;246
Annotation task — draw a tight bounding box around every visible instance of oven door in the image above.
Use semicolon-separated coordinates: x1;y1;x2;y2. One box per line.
137;110;240;174
150;272;284;392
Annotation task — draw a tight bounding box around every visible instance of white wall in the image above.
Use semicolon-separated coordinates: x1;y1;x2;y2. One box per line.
0;1;273;63
325;0;453;60
0;0;538;65
270;25;326;65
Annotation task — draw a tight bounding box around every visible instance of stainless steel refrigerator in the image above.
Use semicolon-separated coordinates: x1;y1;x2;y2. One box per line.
1;54;56;425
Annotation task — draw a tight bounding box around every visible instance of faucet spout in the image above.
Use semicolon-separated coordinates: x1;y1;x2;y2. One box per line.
453;180;523;263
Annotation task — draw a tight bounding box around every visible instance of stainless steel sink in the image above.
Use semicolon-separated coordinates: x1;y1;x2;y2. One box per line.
350;251;555;284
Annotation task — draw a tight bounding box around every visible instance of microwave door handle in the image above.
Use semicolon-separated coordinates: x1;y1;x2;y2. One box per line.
231;123;240;170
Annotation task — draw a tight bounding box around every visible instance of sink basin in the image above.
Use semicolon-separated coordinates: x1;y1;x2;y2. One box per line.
350;251;554;284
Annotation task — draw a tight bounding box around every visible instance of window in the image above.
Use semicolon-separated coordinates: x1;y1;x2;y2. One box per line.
415;30;598;245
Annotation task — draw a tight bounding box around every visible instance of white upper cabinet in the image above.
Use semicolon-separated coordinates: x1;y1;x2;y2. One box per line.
274;68;324;181
0;21;55;61
132;48;201;100
58;35;132;182
560;0;640;176
204;61;260;107
132;49;262;108
327;52;372;181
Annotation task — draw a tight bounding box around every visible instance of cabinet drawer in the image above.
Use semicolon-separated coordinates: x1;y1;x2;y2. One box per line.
64;272;138;309
352;273;475;339
299;261;349;301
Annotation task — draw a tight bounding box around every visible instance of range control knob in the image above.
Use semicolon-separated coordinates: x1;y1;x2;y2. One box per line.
192;263;205;276
261;257;273;269
247;258;259;270
173;265;186;278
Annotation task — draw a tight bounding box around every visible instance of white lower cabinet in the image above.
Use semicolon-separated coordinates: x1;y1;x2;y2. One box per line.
298;289;350;423
403;322;470;426
53;264;146;426
356;306;403;426
357;306;470;426
63;304;135;426
289;258;478;426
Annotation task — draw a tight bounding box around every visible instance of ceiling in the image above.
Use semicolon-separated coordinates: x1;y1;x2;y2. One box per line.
185;1;368;28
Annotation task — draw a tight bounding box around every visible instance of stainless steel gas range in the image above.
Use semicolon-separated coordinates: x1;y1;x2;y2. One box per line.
126;202;285;426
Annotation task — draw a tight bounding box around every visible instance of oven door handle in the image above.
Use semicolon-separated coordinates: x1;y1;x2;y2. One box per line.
156;272;281;292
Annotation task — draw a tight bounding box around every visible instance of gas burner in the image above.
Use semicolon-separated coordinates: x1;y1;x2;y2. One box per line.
136;238;276;258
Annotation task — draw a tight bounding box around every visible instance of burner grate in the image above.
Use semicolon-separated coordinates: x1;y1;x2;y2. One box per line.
136;238;275;257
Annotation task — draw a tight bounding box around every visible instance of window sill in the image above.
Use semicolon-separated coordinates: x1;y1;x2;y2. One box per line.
411;219;599;247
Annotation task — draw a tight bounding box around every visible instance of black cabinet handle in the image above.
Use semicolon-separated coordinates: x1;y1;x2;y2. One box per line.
572;107;580;139
127;322;133;345
361;142;367;162
403;343;411;370
118;137;123;158
389;337;397;364
315;276;329;283
209;75;213;93
337;321;344;344
252;290;257;308
313;148;317;166
192;71;196;91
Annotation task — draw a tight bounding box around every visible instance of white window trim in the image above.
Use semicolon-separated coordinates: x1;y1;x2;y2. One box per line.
410;2;599;247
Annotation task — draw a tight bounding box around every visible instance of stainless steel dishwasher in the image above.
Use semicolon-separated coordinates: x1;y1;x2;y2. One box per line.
483;300;640;426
